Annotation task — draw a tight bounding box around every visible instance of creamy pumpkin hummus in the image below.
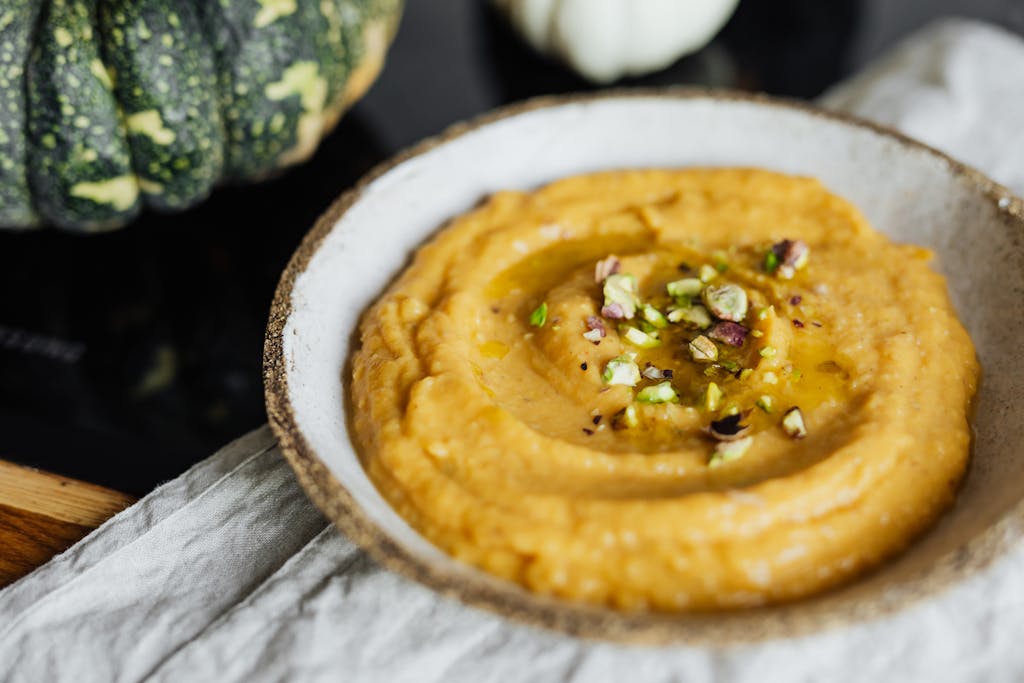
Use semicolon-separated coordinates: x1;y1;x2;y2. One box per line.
351;169;978;612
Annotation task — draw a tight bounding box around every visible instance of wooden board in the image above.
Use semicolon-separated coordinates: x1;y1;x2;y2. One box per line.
0;459;135;587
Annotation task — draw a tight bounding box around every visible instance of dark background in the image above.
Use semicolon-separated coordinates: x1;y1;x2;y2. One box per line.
2;0;1022;495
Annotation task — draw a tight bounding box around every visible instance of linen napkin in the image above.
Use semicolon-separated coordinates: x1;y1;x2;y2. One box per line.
3;18;1024;683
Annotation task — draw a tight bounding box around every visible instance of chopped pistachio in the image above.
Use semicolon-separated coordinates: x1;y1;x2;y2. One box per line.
603;273;639;319
707;321;748;347
529;302;548;327
636;381;679;404
783;240;810;269
756;395;774;413
738;369;754;381
763;371;778;385
666;277;704;300
708;412;749;441
623;326;661;349
759;346;777;358
612;404;639;430
640;304;669;329
712;250;729;273
701;284;748;322
594;255;621;283
791;368;804;380
583;329;603;343
668;304;712;328
585;315;606;336
720;359;740;373
723;403;741;416
757;306;774;321
601;303;626;320
782;407;808;439
602;355;641;386
698;264;718;283
703;381;723;411
763;249;780;274
771;239;810;280
750;329;764;338
709;436;754;467
689;335;719;362
642;363;665;380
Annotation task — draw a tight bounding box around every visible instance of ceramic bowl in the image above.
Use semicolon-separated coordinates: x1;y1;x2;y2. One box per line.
264;90;1024;644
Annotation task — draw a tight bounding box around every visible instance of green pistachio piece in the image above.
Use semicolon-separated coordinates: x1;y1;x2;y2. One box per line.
668;304;712;328
603;274;639;319
689;334;718;362
756;395;774;413
602;355;641;386
666;277;704;300
529;302;548;327
703;381;723;411
712;250;729;273
640;304;669;329
701;284;748;322
709;435;754;467
759;346;777;358
636;381;679;404
622;326;661;349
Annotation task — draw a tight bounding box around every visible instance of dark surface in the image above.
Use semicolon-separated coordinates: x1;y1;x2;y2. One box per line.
2;0;1022;495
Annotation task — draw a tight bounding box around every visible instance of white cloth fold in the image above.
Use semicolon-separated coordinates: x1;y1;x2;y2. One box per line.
3;18;1024;683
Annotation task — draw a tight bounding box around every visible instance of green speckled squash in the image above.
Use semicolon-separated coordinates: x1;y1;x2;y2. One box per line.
0;0;402;232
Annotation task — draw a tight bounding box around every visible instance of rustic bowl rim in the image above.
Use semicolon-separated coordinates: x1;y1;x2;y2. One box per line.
264;87;1024;645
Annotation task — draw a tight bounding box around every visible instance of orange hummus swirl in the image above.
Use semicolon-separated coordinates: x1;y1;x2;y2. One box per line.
351;168;979;611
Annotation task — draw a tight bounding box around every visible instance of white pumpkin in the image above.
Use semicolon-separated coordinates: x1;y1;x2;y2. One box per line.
493;0;741;84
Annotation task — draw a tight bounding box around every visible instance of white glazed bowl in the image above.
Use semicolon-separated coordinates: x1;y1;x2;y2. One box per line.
265;90;1024;643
